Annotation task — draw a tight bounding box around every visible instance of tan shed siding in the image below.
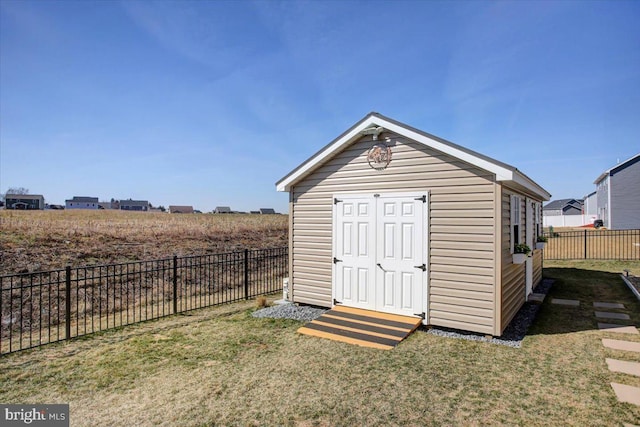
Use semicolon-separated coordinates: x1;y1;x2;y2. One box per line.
500;189;526;332
291;133;496;334
532;248;543;288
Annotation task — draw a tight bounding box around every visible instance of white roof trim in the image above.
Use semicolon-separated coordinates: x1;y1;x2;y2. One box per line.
594;152;640;184
276;113;551;200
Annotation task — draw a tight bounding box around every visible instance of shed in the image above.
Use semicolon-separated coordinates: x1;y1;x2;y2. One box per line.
214;206;232;214
276;112;551;336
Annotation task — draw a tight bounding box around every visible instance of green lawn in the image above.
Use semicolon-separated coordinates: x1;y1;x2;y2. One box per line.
1;261;639;426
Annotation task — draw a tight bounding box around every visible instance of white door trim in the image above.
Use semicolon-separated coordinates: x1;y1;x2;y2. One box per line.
525;198;534;298
332;192;429;318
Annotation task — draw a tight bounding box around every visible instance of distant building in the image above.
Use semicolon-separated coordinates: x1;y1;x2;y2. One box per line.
594;153;640;230
214;206;232;214
169;205;194;214
259;208;276;214
65;196;99;210
543;199;583;216
250;211;260;214
583;191;597;217
119;199;150;211
5;194;45;210
542;198;587;228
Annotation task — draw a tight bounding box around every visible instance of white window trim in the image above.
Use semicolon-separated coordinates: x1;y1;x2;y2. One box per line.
510;195;521;254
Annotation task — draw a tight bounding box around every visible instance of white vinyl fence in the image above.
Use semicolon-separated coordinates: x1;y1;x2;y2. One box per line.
543;214;596;228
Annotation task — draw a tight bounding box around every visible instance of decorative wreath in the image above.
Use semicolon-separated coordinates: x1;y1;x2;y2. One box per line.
367;143;392;171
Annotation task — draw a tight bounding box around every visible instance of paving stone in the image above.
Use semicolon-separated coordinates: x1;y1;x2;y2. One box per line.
594;302;625;309
551;298;580;306
611;382;640;406
606;358;640;377
595;311;631;320
528;293;545;304
603;339;640;353
599;323;640;334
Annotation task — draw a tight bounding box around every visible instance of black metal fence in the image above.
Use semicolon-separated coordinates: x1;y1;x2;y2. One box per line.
543;229;640;260
0;247;288;355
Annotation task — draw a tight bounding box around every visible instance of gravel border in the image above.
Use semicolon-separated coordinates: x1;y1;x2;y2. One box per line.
425;279;554;348
252;303;327;322
253;279;554;348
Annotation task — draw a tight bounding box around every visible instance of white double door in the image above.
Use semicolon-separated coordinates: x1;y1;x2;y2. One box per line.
333;193;427;317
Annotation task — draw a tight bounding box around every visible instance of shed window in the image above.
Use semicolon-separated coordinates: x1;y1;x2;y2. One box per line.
535;202;542;238
510;195;521;253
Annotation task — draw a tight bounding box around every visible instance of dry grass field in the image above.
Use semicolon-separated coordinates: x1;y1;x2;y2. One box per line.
0;210;288;276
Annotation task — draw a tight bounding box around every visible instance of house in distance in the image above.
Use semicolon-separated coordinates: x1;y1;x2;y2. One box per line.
4;194;45;210
119;199;150;211
65;196;99;210
169;205;194;214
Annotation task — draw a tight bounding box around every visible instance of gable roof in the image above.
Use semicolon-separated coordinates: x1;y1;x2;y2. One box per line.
276;112;551;200
543;198;583;211
594;153;640;184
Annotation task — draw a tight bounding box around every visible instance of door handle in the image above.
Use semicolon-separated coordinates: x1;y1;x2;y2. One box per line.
414;264;426;271
376;263;386;272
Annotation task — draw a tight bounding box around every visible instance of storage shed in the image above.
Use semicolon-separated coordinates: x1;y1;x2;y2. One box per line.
276;113;551;336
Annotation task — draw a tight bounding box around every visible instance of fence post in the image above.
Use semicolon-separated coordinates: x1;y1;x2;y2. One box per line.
244;249;249;300
584;229;588;259
65;265;71;340
173;255;178;314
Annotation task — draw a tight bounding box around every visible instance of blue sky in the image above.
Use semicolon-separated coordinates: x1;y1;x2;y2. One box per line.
1;0;638;212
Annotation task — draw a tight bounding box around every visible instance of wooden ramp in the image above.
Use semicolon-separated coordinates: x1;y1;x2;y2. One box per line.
297;305;422;350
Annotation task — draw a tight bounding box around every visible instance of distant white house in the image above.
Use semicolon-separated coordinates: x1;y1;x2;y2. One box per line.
65;196;99;210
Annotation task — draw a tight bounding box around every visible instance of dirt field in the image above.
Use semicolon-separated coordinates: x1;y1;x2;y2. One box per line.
0;210;288;276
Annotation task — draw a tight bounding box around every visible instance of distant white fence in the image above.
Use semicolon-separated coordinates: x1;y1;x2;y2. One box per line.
543;214;596;228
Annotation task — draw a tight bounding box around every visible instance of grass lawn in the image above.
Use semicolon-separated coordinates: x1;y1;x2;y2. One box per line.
1;261;639;426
